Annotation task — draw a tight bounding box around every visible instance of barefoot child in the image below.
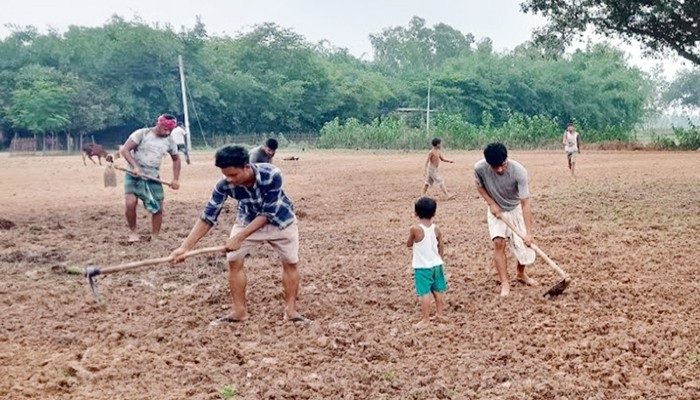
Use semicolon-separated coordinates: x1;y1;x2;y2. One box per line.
406;196;448;325
422;138;454;199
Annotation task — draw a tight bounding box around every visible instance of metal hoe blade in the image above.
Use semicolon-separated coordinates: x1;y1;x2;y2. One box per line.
85;267;102;302
544;278;571;298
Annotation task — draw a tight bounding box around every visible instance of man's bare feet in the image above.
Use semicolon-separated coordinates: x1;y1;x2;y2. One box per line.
414;319;430;327
517;275;539;286
128;233;140;243
500;283;510;297
286;312;312;325
433;316;448;324
209;314;248;326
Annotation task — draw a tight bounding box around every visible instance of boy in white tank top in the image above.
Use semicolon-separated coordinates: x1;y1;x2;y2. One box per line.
406;196;448;326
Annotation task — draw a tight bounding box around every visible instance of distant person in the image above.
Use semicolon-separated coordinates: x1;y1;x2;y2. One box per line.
474;143;538;297
562;123;581;176
170;122;190;165
249;138;278;164
169;145;308;325
422;138;455;199
406;196;448;326
120;114;181;243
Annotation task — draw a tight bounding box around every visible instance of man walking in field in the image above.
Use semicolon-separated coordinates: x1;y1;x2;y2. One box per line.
562;123;581;176
120;114;181;242
474;142;538;297
422;138;455;199
170;122;190;165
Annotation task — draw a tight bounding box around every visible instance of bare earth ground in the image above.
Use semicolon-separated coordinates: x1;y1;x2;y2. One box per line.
1;149;699;400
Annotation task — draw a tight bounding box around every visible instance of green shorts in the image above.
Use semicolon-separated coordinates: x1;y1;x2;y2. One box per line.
124;173;164;214
414;265;448;297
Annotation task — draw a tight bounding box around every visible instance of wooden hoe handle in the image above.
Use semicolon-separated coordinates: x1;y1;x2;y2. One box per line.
110;164;173;187
89;246;226;276
498;216;569;280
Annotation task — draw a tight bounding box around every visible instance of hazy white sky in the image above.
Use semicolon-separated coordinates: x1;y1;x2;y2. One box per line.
0;0;689;78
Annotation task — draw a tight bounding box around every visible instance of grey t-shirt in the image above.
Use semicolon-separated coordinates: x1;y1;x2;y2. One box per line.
474;159;530;211
249;145;272;163
127;127;178;177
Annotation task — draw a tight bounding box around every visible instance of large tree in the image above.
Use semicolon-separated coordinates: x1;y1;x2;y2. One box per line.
521;0;700;65
664;67;700;107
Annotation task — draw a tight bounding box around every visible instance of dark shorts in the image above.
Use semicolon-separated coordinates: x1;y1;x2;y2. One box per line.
124;173;164;214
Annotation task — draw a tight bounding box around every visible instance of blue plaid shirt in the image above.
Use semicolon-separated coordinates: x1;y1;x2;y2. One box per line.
200;163;296;229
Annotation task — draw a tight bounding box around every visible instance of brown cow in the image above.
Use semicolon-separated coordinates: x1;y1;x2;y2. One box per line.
82;143;109;166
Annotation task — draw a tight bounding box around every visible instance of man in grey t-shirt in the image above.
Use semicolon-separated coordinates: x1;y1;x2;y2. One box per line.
474;142;538;297
249;138;278;164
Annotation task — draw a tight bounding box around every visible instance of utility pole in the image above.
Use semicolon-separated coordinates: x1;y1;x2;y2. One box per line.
178;55;192;153
426;78;432;136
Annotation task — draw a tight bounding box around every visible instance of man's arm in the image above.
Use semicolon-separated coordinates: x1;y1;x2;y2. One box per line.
520;197;534;245
577;134;581;153
226;215;269;252
171;219;214;261
476;184;502;218
170;153;181;189
120;140;142;176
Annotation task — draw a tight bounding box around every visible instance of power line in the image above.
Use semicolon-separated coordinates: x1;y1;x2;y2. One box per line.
185;78;209;147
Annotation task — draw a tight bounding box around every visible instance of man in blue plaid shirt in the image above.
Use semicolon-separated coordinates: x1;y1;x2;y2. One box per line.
170;145;309;325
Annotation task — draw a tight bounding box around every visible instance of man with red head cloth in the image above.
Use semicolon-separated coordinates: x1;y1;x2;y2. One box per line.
120;114;182;242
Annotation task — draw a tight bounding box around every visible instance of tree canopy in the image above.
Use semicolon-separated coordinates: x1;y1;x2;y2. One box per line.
521;0;700;65
0;16;658;148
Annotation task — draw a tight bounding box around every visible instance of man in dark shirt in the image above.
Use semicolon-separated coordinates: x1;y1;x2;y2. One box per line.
249;138;278;164
170;145;308;324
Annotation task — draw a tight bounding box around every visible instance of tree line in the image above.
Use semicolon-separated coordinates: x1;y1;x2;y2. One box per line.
0;15;692;149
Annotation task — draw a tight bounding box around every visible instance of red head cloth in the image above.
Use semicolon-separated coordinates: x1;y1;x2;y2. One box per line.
157;115;177;131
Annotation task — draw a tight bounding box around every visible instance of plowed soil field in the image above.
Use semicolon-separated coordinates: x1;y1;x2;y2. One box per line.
1;149;699;399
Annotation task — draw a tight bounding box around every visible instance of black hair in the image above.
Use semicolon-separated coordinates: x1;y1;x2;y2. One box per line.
484;142;508;167
431;138;441;147
415;196;437;219
567;122;574;127
215;145;250;169
265;138;279;150
160;114;176;121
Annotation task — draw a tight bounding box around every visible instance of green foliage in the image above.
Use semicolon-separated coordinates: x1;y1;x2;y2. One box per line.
688;351;700;366
7;65;73;133
664;68;700;108
522;0;700;65
320;112;568;150
219;385;237;400
0;16;657;149
650;120;700;150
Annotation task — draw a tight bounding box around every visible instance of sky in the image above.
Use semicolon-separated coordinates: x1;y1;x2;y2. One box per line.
0;0;690;79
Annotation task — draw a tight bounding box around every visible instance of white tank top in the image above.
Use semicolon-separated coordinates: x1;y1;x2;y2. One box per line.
564;131;578;152
412;224;444;269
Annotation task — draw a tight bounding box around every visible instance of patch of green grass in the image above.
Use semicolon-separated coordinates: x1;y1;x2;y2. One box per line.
63;265;84;275
382;369;396;381
219;385;237;400
688;351;700;365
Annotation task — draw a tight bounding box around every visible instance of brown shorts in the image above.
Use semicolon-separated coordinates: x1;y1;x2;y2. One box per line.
226;221;299;264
